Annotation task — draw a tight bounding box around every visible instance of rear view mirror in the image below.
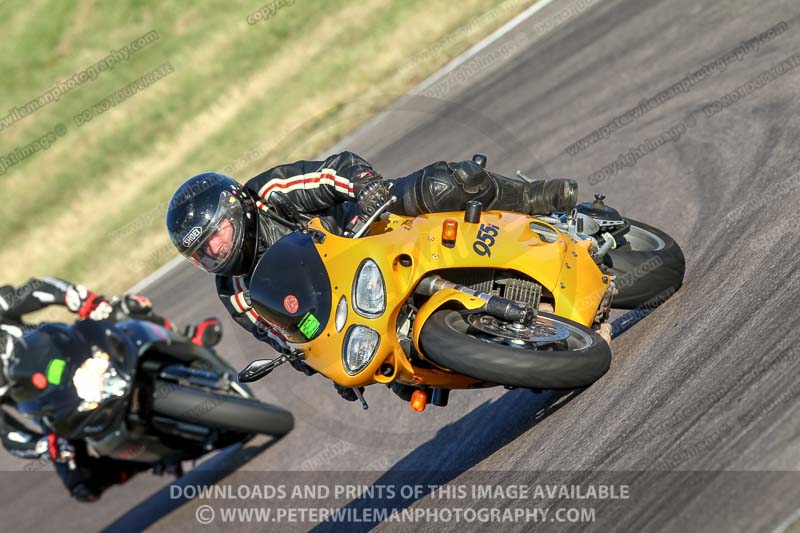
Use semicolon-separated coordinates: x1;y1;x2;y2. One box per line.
238;359;279;382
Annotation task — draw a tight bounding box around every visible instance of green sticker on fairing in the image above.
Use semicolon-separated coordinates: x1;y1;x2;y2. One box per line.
46;358;66;385
298;312;321;339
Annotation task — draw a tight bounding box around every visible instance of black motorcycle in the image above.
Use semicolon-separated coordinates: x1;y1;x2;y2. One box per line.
8;318;293;471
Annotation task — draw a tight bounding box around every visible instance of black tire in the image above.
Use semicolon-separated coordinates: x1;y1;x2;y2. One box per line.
151;381;294;437
419;310;611;389
605;218;685;309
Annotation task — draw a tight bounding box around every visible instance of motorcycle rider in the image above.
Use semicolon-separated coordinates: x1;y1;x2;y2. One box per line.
0;277;222;501
166;152;579;401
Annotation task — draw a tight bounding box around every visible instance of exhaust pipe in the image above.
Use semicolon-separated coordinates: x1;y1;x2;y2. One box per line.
416;276;535;325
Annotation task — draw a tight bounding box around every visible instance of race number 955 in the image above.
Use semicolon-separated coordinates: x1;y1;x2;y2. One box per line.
473;223;499;257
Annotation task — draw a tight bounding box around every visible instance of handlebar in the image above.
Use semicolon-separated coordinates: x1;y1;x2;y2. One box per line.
352;195;398;239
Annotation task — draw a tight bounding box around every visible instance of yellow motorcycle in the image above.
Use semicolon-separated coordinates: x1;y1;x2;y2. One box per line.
239;157;684;411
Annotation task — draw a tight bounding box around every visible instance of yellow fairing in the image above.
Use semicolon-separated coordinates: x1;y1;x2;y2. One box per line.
295;211;608;389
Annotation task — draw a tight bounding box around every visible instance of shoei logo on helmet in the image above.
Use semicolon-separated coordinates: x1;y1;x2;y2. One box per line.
183;226;203;247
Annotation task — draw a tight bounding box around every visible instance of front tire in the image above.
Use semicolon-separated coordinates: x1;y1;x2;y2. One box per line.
419;310;611;389
606;219;685;309
151;382;294;437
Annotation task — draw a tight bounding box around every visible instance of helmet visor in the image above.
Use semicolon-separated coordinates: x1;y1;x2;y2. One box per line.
182;191;245;273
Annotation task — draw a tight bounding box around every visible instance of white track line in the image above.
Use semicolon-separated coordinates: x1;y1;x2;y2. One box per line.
772;507;800;533
415;0;556;93
329;0;556;153
129;0;556;294
128;256;185;294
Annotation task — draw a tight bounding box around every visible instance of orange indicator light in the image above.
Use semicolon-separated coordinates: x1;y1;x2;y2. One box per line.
442;219;458;247
410;389;428;412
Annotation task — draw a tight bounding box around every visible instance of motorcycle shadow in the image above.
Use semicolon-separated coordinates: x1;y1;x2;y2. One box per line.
100;438;277;532
306;303;669;532
312;387;584;533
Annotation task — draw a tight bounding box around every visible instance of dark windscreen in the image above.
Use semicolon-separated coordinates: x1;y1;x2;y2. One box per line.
10;321;129;439
248;231;331;343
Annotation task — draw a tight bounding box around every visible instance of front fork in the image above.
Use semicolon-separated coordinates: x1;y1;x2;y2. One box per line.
594;278;616;325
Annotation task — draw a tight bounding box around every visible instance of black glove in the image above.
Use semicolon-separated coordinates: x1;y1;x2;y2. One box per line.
356;179;392;216
111;293;153;321
121;294;152;314
333;382;364;402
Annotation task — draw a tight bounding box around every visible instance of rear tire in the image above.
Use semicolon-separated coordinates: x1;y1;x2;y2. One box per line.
151;382;294;437
419;311;611;389
606;219;685;309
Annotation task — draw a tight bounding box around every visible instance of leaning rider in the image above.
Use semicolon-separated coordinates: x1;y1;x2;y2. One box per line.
165;152;578;401
0;278;221;501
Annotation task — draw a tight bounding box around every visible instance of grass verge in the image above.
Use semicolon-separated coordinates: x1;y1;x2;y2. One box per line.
0;0;533;309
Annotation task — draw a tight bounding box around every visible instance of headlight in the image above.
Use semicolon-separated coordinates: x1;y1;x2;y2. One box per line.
72;350;129;412
342;325;380;375
352;259;386;318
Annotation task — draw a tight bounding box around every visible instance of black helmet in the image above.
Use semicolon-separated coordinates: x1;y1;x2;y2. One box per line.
166;172;260;276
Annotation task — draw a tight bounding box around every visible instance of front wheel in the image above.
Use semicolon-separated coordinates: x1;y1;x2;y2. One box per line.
605;219;685;309
151;382;294;437
419;310;611;389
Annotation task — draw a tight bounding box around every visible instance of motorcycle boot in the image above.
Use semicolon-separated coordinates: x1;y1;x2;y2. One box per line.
391;159;577;216
390;160;496;216
489;172;578;215
186;318;223;348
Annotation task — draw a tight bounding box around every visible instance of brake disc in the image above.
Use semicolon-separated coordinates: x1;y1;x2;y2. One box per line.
466;313;570;343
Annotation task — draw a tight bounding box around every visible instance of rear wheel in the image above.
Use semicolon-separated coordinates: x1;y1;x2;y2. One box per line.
605;219;685;309
151;382;294;437
419;310;611;389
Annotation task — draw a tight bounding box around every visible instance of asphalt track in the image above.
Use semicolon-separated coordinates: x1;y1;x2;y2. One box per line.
3;0;800;530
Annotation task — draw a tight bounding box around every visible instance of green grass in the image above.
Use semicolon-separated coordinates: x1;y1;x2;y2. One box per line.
0;0;533;301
